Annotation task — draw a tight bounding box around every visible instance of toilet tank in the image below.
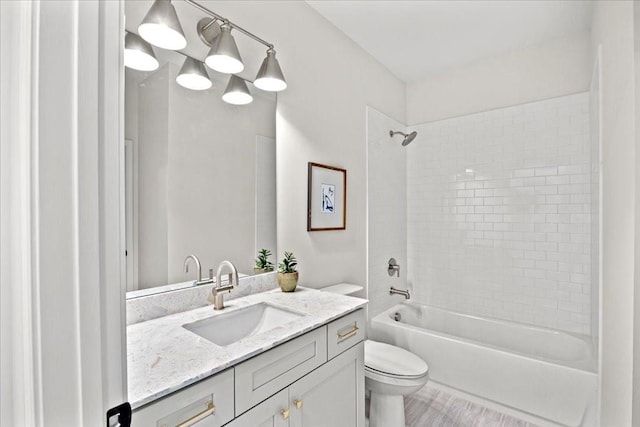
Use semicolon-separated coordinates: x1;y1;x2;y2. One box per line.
321;283;363;296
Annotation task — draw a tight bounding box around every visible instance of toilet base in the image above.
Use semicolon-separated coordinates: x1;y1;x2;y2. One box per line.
369;391;405;427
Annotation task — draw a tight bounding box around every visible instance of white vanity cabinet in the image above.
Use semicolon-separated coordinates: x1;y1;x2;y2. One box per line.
132;308;366;427
228;343;364;427
132;368;234;427
224;390;290;427
234;327;328;414
288;343;365;427
229;309;366;427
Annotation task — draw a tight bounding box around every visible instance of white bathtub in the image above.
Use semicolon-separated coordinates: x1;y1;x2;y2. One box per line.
370;303;597;426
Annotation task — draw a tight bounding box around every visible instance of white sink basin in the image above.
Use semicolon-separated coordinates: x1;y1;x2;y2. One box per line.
184;303;305;346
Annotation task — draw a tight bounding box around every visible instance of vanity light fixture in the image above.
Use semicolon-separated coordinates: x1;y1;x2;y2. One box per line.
187;0;287;90
254;48;287;92
124;32;159;71
138;0;187;51
176;57;212;90
205;23;244;74
128;0;287;96
222;75;253;105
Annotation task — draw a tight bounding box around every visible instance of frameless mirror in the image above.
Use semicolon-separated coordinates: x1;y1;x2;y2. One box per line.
124;1;276;297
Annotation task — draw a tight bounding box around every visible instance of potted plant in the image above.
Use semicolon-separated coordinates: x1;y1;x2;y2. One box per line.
277;251;298;292
254;248;274;274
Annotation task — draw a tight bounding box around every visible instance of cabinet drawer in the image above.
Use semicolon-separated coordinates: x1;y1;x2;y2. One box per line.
327;309;366;360
235;326;327;415
133;368;234;427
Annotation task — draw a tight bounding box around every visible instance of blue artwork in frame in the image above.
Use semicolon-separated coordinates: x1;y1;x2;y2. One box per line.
321;184;335;213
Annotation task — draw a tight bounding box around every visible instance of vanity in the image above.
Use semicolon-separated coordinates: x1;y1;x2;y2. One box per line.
128;287;367;426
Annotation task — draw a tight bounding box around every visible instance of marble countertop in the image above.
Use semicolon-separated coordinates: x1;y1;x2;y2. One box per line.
127;287;367;409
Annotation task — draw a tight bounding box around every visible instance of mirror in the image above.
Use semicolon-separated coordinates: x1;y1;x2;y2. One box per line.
124;2;276;297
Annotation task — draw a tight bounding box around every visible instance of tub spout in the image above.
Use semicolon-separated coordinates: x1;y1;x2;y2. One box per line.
390;286;410;299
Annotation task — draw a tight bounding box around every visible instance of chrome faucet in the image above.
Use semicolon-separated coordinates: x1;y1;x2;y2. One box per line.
390;286;410;299
184;254;213;286
212;260;239;310
184;254;214;286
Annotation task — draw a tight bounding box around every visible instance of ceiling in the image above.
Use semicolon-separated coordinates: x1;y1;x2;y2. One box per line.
306;1;593;83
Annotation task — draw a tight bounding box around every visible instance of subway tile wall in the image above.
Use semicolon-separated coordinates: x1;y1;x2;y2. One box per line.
407;92;593;334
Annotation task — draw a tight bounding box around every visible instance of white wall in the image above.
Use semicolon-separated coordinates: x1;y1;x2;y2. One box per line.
407;93;593;334
367;107;407;318
203;1;406;290
406;33;592;125
256;135;277;257
590;1;636;425
137;65;170;287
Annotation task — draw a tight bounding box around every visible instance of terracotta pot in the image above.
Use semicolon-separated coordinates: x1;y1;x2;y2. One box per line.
254;267;273;275
277;272;299;292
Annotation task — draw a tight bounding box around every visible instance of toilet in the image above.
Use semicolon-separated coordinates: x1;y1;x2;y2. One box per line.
321;284;430;427
365;340;429;427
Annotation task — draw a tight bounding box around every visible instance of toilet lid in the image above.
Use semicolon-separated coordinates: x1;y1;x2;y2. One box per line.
365;340;428;379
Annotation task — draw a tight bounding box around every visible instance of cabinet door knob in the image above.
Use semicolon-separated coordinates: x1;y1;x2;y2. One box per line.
294;399;303;409
281;409;290;420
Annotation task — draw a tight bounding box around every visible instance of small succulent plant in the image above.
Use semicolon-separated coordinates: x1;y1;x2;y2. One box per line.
255;248;274;271
278;251;298;274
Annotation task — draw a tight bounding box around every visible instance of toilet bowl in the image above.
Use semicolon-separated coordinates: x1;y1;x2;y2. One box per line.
365;340;429;427
318;284;429;427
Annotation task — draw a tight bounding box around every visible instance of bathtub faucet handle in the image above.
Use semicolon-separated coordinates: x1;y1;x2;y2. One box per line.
388;258;400;277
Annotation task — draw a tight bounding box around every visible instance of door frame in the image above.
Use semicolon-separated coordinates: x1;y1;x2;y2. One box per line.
0;1;127;424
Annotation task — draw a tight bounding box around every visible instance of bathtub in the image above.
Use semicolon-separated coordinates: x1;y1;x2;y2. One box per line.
370;303;597;426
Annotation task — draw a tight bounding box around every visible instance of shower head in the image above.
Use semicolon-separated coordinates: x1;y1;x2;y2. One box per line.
389;130;418;146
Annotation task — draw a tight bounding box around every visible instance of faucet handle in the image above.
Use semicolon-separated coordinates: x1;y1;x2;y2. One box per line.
209;268;214;280
388;258;400;277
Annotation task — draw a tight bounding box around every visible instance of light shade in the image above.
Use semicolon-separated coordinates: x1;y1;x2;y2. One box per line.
222;75;253;105
124;32;159;71
138;0;187;50
205;24;244;74
176;57;212;90
254;49;287;92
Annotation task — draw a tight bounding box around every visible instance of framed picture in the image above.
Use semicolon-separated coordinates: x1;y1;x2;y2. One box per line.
307;162;347;231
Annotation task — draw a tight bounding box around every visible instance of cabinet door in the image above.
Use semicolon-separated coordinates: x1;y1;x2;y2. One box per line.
289;342;364;427
225;389;290;427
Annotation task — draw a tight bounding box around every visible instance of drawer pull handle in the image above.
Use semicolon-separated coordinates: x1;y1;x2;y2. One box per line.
337;325;359;341
294;399;304;409
176;401;215;427
281;409;290;420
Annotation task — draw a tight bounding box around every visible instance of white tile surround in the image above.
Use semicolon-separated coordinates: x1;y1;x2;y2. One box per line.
407;92;593;334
